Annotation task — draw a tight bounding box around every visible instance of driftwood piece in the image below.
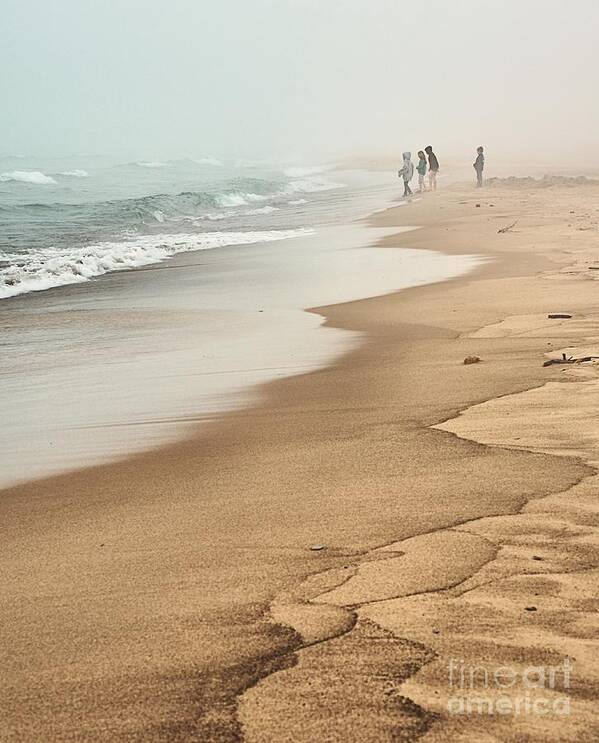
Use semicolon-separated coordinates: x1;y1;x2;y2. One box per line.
498;220;518;234
543;353;599;367
548;313;572;319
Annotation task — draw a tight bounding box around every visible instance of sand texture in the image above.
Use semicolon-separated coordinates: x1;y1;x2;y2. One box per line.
3;179;599;740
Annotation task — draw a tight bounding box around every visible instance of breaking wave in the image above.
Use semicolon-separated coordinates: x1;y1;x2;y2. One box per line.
0;170;57;185
0;170;346;299
18;174;344;226
201;205;280;222
0;228;311;299
58;170;89;178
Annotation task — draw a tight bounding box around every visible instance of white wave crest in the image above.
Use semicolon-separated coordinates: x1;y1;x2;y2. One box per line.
0;229;312;299
215;192;266;208
136;161;167;168
58;169;89;178
198;204;279;222
0;170;57;185
214;176;342;211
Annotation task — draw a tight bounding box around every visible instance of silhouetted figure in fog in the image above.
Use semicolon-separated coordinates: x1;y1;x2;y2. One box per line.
474;146;485;187
425;145;439;190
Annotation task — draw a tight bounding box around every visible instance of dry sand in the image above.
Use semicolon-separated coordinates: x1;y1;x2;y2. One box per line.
3;178;599;741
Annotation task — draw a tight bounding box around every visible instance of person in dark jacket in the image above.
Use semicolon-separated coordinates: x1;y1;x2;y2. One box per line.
473;146;485;187
424;145;439;191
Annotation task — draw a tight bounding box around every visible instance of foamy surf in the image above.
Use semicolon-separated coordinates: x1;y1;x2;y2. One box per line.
198;205;280;222
0;228;311;299
0;161;363;306
211;177;343;209
215;191;266;207
0;170;57;185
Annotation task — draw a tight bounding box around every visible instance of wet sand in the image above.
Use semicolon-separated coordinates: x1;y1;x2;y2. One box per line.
3;179;599;741
0;222;473;488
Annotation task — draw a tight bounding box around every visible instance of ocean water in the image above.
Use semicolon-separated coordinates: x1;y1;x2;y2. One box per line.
0;156;379;298
0;156;482;486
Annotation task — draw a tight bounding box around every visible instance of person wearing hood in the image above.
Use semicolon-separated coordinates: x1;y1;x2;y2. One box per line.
397;152;414;197
473;146;485;187
425;145;439;191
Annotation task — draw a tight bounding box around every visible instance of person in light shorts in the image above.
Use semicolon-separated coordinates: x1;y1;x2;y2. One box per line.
425;145;439;190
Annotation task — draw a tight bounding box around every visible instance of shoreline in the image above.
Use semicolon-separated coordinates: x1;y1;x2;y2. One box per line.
3;181;599;740
0;214;475;489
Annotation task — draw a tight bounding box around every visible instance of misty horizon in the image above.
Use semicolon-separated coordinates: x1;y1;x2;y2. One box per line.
2;0;599;165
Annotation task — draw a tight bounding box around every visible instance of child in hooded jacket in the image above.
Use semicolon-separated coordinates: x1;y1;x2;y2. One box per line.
398;152;414;197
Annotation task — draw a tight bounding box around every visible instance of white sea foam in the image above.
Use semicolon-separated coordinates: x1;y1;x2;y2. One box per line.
215;192;266;207
0;229;311;299
58;169;89;178
212;175;342;211
215;193;250;208
0;170;57;185
182;204;280;223
288;199;308;206
136;161;167;168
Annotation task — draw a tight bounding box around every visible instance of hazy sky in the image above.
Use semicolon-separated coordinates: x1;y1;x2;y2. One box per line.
2;0;598;162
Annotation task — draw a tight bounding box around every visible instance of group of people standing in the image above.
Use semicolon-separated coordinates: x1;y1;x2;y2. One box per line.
397;146;439;197
397;145;485;197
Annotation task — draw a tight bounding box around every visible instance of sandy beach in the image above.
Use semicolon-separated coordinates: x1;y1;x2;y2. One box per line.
3;177;599;741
